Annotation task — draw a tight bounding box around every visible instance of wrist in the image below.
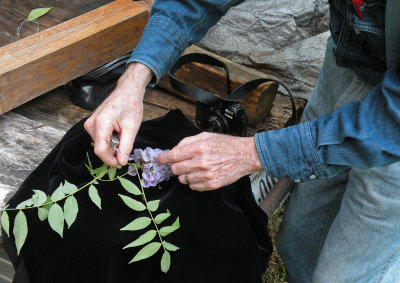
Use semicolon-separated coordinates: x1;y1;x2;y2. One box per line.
245;137;263;172
118;62;154;92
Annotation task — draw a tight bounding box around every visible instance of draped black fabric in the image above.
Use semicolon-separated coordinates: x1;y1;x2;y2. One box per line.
3;110;272;283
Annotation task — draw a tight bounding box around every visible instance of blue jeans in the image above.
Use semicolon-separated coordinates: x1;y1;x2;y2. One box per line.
277;37;400;282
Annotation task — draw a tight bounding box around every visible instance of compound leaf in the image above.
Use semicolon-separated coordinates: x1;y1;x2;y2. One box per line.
64;196;78;228
120;217;151;231
129;242;161;263
62;181;77;195
48;203;64;237
163;241;180;252
16;199;34;209
147;200;160;212
38;207;49;221
27;7;52;22
88;185;102;209
159;218;180;237
50;185;65;202
119;178;141;195
123;230;157;249
95;164;108;178
118;194;145;211
108;167;117;180
154;210;170;224
160;250;171;273
32;190;47;206
13;211;28;255
1;211;10;237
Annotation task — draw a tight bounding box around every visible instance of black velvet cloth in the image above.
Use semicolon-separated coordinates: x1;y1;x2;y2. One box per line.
3;110;272;283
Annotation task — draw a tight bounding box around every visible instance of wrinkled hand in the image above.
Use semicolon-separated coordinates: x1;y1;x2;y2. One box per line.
84;63;153;167
156;132;263;191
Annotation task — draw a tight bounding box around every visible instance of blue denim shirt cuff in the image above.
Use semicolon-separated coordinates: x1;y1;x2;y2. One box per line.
255;121;328;182
127;16;188;87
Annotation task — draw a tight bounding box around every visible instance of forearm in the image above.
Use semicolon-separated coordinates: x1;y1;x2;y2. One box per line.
255;65;400;182
128;0;244;86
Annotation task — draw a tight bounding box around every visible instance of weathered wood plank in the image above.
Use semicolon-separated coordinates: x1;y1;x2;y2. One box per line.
158;45;279;126
0;0;149;114
0;112;66;211
0;0;114;47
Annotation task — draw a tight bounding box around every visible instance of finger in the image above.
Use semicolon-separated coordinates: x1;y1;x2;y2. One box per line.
156;144;194;165
94;122;118;167
117;123;138;166
84;117;96;142
176;132;212;147
170;159;201;176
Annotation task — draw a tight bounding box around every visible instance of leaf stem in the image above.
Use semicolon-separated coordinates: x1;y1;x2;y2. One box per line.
134;164;166;252
1;167;111;212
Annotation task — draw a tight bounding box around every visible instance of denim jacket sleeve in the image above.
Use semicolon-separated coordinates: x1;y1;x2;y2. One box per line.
255;65;400;182
255;0;400;182
127;0;244;86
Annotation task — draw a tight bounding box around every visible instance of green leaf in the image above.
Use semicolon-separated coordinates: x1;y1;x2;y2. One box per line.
129;242;161;263
86;152;93;171
118;194;145;211
147;200;160;212
38;207;49;221
159;218;180;237
43;195;53;210
154;210;170;224
27;7;52;22
119;178;141;195
64;196;78;228
32;190;47;206
1;211;10;238
163;241;180;252
62;181;77;194
50;185;65;202
108;167;117;180
123;230;157;249
16;199;34;209
13;211;28;255
120;217;151;231
85;163;92;173
96;164;108;178
159;226;179;237
172;217;180;228
88;185;102;209
48;203;64;237
160;250;171;273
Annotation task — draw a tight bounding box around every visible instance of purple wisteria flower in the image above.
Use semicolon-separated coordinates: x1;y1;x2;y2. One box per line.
128;147;173;188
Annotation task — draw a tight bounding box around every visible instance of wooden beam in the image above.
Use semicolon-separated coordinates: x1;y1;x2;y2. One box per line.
0;0;149;114
157;45;278;126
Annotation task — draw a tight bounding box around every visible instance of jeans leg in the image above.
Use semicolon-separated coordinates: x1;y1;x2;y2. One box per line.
277;37;375;282
277;171;348;282
313;164;400;282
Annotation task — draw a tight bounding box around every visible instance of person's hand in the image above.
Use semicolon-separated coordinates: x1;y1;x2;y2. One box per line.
156;132;263;191
84;62;153;167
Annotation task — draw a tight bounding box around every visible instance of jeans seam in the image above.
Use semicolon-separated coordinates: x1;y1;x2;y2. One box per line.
376;244;400;282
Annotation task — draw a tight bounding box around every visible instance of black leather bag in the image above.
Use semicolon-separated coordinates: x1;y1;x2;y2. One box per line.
68;53;131;110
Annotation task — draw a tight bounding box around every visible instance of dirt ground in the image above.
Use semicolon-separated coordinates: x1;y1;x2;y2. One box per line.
262;202;288;283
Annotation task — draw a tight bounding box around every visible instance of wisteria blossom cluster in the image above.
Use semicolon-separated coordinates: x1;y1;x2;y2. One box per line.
128;147;173;188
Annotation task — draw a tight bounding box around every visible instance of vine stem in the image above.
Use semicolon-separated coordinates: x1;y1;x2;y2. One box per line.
0;165;122;212
92;163;142;182
134;164;166;253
